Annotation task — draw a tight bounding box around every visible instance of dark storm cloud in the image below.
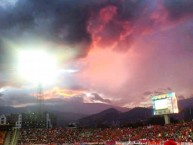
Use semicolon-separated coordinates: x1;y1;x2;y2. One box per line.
0;89;37;106
1;0;192;61
143;91;152;96
0;40;12;72
116;0;148;21
143;88;173;96
0;98;6;106
178;95;185;100
45;98;65;105
0;0;92;55
87;0;149;51
167;87;172;91
163;0;193;20
0;0;93;85
96;0;148;20
0;0;149;75
45;96;84;105
0;0;149;52
0;0;151;86
91;93;111;103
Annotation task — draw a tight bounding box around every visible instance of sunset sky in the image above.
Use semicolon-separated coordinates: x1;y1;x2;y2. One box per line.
0;0;193;108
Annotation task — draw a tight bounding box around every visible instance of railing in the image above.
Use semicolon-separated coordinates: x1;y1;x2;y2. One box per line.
3;129;20;145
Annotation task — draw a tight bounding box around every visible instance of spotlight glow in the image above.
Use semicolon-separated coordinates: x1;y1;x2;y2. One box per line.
18;50;59;85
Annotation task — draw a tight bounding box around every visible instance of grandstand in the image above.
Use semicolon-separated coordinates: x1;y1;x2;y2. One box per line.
0;131;6;145
1;111;193;144
15;121;193;144
0;112;54;144
3;129;19;145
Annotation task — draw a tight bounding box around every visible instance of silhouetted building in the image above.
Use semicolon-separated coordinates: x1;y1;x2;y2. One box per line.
22;112;54;129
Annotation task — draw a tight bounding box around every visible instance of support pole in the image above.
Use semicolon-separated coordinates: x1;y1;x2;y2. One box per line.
37;82;43;113
164;114;170;124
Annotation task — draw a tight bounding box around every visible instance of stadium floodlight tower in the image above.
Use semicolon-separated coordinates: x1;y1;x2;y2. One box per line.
152;92;179;124
18;50;58;112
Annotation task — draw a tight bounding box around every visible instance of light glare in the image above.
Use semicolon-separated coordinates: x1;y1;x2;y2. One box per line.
18;50;58;85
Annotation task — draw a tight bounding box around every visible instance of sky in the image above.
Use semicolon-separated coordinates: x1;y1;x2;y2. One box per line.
0;0;193;108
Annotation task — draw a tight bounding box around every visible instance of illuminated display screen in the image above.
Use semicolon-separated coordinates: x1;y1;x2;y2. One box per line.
154;99;168;110
152;92;179;115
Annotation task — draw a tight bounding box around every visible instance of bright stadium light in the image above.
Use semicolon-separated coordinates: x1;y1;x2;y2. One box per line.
18;50;59;85
59;69;79;74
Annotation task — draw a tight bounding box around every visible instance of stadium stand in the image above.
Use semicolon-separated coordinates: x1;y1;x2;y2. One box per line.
17;121;193;145
3;130;19;145
0;131;6;145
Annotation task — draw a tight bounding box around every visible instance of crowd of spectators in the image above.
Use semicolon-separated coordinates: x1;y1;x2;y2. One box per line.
0;131;6;145
18;121;193;144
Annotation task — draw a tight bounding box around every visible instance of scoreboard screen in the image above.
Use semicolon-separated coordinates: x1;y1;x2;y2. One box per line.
152;92;179;115
154;99;168;110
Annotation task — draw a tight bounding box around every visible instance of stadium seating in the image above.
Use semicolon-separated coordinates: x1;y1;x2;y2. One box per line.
0;131;7;145
17;121;193;144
